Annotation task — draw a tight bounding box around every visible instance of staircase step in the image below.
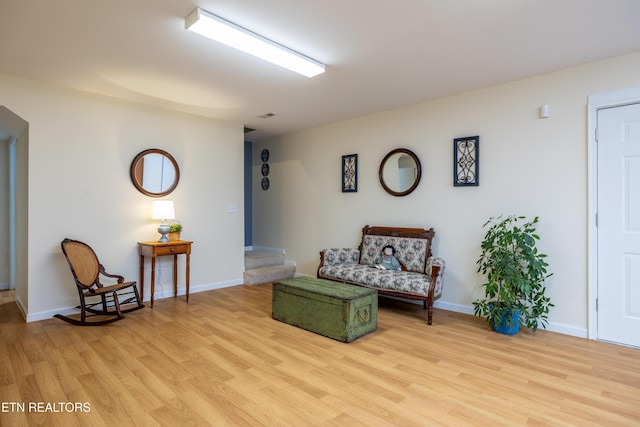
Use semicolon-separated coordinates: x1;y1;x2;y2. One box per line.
245;251;285;269
243;265;296;286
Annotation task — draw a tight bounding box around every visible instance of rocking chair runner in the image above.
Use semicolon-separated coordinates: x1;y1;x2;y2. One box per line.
56;238;144;326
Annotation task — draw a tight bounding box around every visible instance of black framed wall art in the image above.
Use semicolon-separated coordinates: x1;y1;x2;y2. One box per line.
342;154;358;192
453;136;479;186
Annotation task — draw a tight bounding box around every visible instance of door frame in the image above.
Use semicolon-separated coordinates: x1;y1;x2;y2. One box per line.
8;137;16;290
587;85;640;340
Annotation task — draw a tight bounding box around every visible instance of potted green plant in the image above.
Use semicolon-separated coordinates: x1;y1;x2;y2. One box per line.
473;215;553;334
168;221;183;241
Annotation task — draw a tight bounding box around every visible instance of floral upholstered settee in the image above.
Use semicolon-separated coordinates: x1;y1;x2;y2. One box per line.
317;225;445;325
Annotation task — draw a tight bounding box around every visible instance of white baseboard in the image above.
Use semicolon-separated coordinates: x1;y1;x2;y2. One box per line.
292;275;587;338
24;276;589;339
544;321;588;338
26;279;244;322
433;300;475;315
434;300;587;338
140;279;242;302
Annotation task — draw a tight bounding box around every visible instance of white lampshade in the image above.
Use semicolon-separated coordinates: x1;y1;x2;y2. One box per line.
151;200;175;221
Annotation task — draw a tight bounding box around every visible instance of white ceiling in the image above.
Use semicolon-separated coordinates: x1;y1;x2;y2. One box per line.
1;0;640;141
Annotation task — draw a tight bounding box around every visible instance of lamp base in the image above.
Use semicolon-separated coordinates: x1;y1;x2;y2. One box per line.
157;224;170;243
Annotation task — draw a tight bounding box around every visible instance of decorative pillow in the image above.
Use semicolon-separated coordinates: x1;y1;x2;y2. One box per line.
359;235;430;273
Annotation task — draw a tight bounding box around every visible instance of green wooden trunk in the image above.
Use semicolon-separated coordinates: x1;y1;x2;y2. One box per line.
272;277;378;342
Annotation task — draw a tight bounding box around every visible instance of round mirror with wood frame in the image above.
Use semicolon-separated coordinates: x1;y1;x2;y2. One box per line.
379;148;422;197
130;149;180;197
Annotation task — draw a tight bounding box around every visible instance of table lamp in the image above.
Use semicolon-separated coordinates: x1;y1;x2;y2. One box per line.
151;200;175;242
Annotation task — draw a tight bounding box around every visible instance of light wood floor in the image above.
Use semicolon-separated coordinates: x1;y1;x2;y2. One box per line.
1;284;639;426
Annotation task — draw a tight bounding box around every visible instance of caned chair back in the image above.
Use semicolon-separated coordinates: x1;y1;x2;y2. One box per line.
61;239;100;289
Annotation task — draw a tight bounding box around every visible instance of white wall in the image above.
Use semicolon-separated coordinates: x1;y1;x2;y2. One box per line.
253;52;640;336
0;73;246;320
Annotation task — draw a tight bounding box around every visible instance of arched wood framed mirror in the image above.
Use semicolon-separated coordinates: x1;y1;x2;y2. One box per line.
130;149;180;197
379;148;422;197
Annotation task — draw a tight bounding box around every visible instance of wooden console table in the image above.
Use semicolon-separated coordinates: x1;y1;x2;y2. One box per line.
138;240;192;308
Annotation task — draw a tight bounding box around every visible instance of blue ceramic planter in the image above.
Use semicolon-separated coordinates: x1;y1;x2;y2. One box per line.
492;307;520;335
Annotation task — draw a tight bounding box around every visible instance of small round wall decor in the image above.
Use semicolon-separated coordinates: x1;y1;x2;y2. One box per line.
261;177;270;190
261;163;270;176
261;149;270;162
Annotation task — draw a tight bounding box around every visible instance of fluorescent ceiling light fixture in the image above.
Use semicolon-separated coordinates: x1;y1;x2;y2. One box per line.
185;8;325;78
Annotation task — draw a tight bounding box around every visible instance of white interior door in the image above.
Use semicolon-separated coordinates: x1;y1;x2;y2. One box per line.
597;103;640;347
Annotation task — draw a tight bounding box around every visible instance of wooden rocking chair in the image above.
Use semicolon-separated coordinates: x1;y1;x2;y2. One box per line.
56;238;144;326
